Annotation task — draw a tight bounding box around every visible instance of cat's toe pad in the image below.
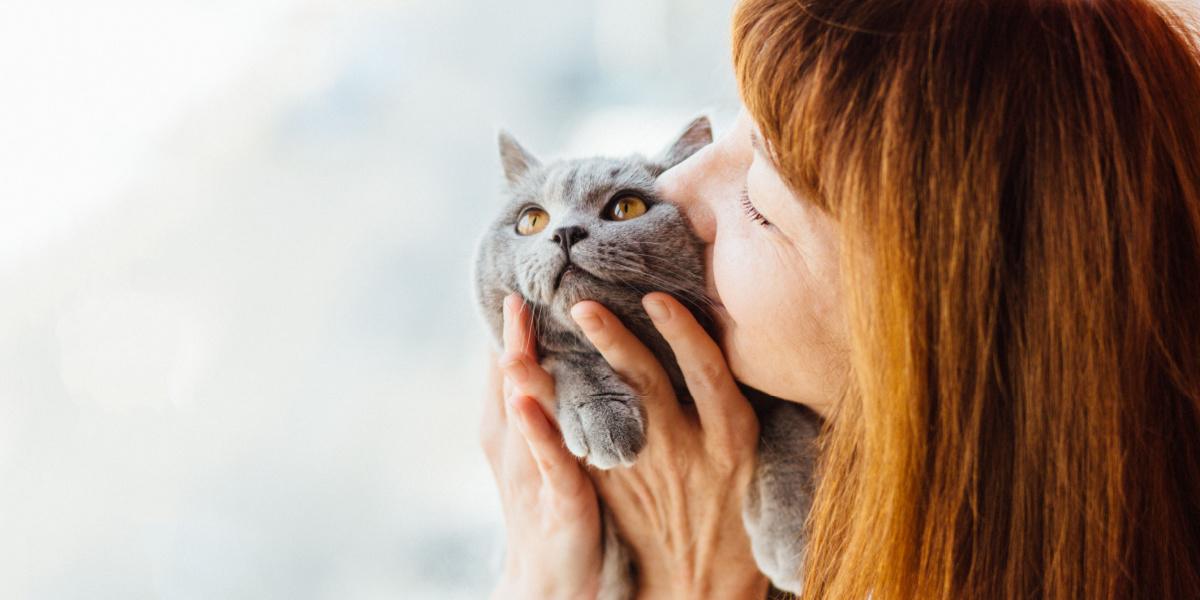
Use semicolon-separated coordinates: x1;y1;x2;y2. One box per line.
749;534;805;594
560;395;645;470
743;505;808;594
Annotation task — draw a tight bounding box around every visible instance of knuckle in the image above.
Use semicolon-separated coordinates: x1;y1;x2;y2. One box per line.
514;380;550;406
624;369;659;397
692;360;726;391
708;445;744;475
555;481;585;504
536;456;559;479
664;451;691;479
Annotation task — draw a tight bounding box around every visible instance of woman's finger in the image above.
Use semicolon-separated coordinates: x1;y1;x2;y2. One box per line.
510;395;590;499
480;351;507;470
499;351;557;417
503;293;538;359
569;300;688;437
641;292;755;449
501;392;541;486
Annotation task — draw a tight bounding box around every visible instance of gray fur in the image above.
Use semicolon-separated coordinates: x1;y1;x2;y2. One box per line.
743;392;821;594
473;116;821;597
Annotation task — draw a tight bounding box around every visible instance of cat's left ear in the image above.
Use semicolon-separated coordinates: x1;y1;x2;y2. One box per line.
657;116;713;170
498;130;541;187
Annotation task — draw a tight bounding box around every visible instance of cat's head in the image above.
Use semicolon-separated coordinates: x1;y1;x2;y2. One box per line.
476;116;714;331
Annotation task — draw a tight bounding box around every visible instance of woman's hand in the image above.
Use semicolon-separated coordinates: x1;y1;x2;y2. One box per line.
571;292;769;600
481;293;602;600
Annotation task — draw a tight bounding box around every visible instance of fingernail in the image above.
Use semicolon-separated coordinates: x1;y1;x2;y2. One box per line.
643;298;670;323
501;358;528;382
574;312;602;333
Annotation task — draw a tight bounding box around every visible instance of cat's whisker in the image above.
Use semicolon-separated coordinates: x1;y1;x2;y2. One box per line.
617;275;718;315
606;252;704;282
601;255;705;294
599;261;718;315
601;259;696;292
634;260;707;288
519;295;544;348
531;300;544;349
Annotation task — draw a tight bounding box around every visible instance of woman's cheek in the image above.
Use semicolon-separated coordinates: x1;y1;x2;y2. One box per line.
710;232;776;380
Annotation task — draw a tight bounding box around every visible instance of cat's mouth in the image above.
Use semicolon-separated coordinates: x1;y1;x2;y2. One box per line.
553;263;589;291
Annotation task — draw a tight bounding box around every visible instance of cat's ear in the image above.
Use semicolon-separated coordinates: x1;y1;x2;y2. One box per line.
498;130;541;187
657;116;713;170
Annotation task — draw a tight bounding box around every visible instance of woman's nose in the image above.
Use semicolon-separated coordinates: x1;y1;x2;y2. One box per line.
657;145;702;206
656;114;754;243
656;142;721;242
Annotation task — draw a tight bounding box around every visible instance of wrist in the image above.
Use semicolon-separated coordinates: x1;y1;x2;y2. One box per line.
636;565;769;600
491;563;599;600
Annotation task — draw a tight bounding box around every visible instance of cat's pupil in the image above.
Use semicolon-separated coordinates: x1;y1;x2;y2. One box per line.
606;196;647;221
516;207;550;235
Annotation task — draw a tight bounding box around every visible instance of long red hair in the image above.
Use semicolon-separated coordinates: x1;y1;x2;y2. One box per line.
732;0;1200;597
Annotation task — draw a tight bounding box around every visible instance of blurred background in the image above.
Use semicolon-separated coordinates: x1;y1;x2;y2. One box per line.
0;0;741;598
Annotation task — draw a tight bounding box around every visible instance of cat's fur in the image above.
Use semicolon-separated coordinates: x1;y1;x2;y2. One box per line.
473;116;821;597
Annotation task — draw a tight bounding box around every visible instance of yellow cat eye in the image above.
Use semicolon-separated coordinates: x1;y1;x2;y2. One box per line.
516;207;550;235
605;196;648;221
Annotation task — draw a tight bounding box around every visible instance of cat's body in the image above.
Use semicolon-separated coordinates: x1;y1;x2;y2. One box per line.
473;117;820;597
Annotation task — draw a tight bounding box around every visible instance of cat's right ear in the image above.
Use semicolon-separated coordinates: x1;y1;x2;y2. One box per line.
658;116;713;170
498;131;541;187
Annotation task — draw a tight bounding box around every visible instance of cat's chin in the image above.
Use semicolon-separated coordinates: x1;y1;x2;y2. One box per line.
553;264;585;290
548;267;611;311
552;269;593;299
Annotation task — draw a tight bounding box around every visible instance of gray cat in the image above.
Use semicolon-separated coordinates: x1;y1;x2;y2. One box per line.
473;116;821;597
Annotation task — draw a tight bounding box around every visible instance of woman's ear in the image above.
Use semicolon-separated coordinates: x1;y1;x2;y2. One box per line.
498;130;542;187
657;116;713;170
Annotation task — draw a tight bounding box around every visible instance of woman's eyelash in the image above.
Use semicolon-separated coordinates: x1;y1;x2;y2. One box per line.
739;187;771;227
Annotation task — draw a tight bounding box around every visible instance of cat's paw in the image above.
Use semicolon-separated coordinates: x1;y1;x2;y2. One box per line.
745;520;806;593
559;394;646;470
743;479;810;593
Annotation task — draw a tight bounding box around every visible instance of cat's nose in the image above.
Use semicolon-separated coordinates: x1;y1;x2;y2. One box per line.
550;225;588;253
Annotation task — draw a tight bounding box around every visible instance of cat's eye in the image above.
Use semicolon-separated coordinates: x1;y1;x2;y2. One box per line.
516;207;550;235
604;196;648;221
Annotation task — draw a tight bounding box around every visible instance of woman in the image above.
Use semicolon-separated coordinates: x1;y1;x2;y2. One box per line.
482;0;1200;598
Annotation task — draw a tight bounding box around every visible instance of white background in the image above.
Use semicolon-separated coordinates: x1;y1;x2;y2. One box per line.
0;0;739;598
3;0;1195;598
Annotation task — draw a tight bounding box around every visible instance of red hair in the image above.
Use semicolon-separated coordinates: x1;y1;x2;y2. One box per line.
733;0;1200;597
